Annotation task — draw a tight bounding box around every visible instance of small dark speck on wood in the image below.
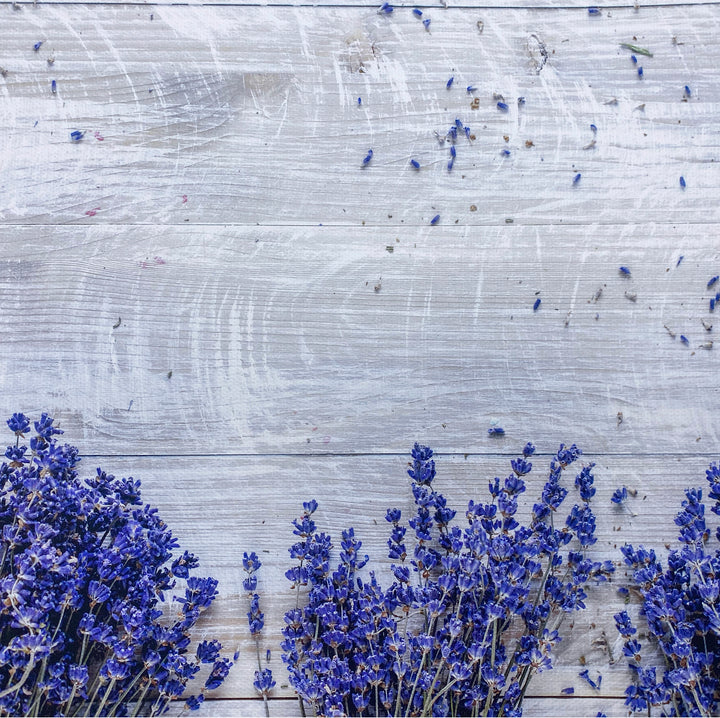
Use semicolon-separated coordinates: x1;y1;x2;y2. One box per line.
112;317;121;329
167;371;173;379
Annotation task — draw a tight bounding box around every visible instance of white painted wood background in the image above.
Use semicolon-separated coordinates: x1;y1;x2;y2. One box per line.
1;0;718;714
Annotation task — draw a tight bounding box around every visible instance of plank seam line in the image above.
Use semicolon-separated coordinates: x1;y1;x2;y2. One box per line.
186;697;298;702
78;452;719;459
193;695;630;702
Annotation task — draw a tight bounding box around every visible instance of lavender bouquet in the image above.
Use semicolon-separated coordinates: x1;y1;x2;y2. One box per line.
615;462;720;716
0;413;230;716
269;442;613;717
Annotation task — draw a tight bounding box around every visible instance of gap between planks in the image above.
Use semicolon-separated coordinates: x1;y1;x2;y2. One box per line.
78;451;720;458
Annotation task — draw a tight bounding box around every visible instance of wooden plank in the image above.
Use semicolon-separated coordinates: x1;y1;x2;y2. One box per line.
0;224;716;455
167;698;301;717
0;2;714;711
11;0;714;9
173;696;629;716
0;5;717;226
85;452;704;701
522;697;627;717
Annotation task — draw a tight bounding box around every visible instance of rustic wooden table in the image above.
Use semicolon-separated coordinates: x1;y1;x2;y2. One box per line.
1;0;718;714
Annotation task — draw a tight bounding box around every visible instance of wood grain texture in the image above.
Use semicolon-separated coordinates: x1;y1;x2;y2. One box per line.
0;224;716;455
80;451;711;704
1;0;717;714
0;5;718;226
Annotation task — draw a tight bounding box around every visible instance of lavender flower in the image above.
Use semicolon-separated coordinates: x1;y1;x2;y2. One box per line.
617;464;720;715
268;442;611;716
0;413;230;716
253;667;276;696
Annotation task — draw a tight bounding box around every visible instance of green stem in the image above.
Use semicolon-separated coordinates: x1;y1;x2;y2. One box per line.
420;595;465;716
406;591;447;715
255;638;270;718
149;689;171;718
406;651;428;715
480;619;498;718
107;671;147;717
422;676;461;716
129;681;153;718
62;684;79;716
511;669;533;715
94;678;116;718
80;677;104;718
0;658;37;699
421;657;448;716
393;608;412;718
690;684;709;718
24;657;48;718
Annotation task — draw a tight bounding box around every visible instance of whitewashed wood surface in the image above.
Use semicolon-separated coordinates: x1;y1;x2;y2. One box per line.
1;6;719;227
1;0;719;715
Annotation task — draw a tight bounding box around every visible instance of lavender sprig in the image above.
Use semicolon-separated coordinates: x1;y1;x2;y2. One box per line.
243;552;273;717
617;463;720;716
0;413;230;716
270;442;612;716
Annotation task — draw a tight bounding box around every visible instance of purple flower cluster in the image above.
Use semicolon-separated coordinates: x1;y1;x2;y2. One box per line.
0;413;229;716
616;462;720;715
276;443;612;716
